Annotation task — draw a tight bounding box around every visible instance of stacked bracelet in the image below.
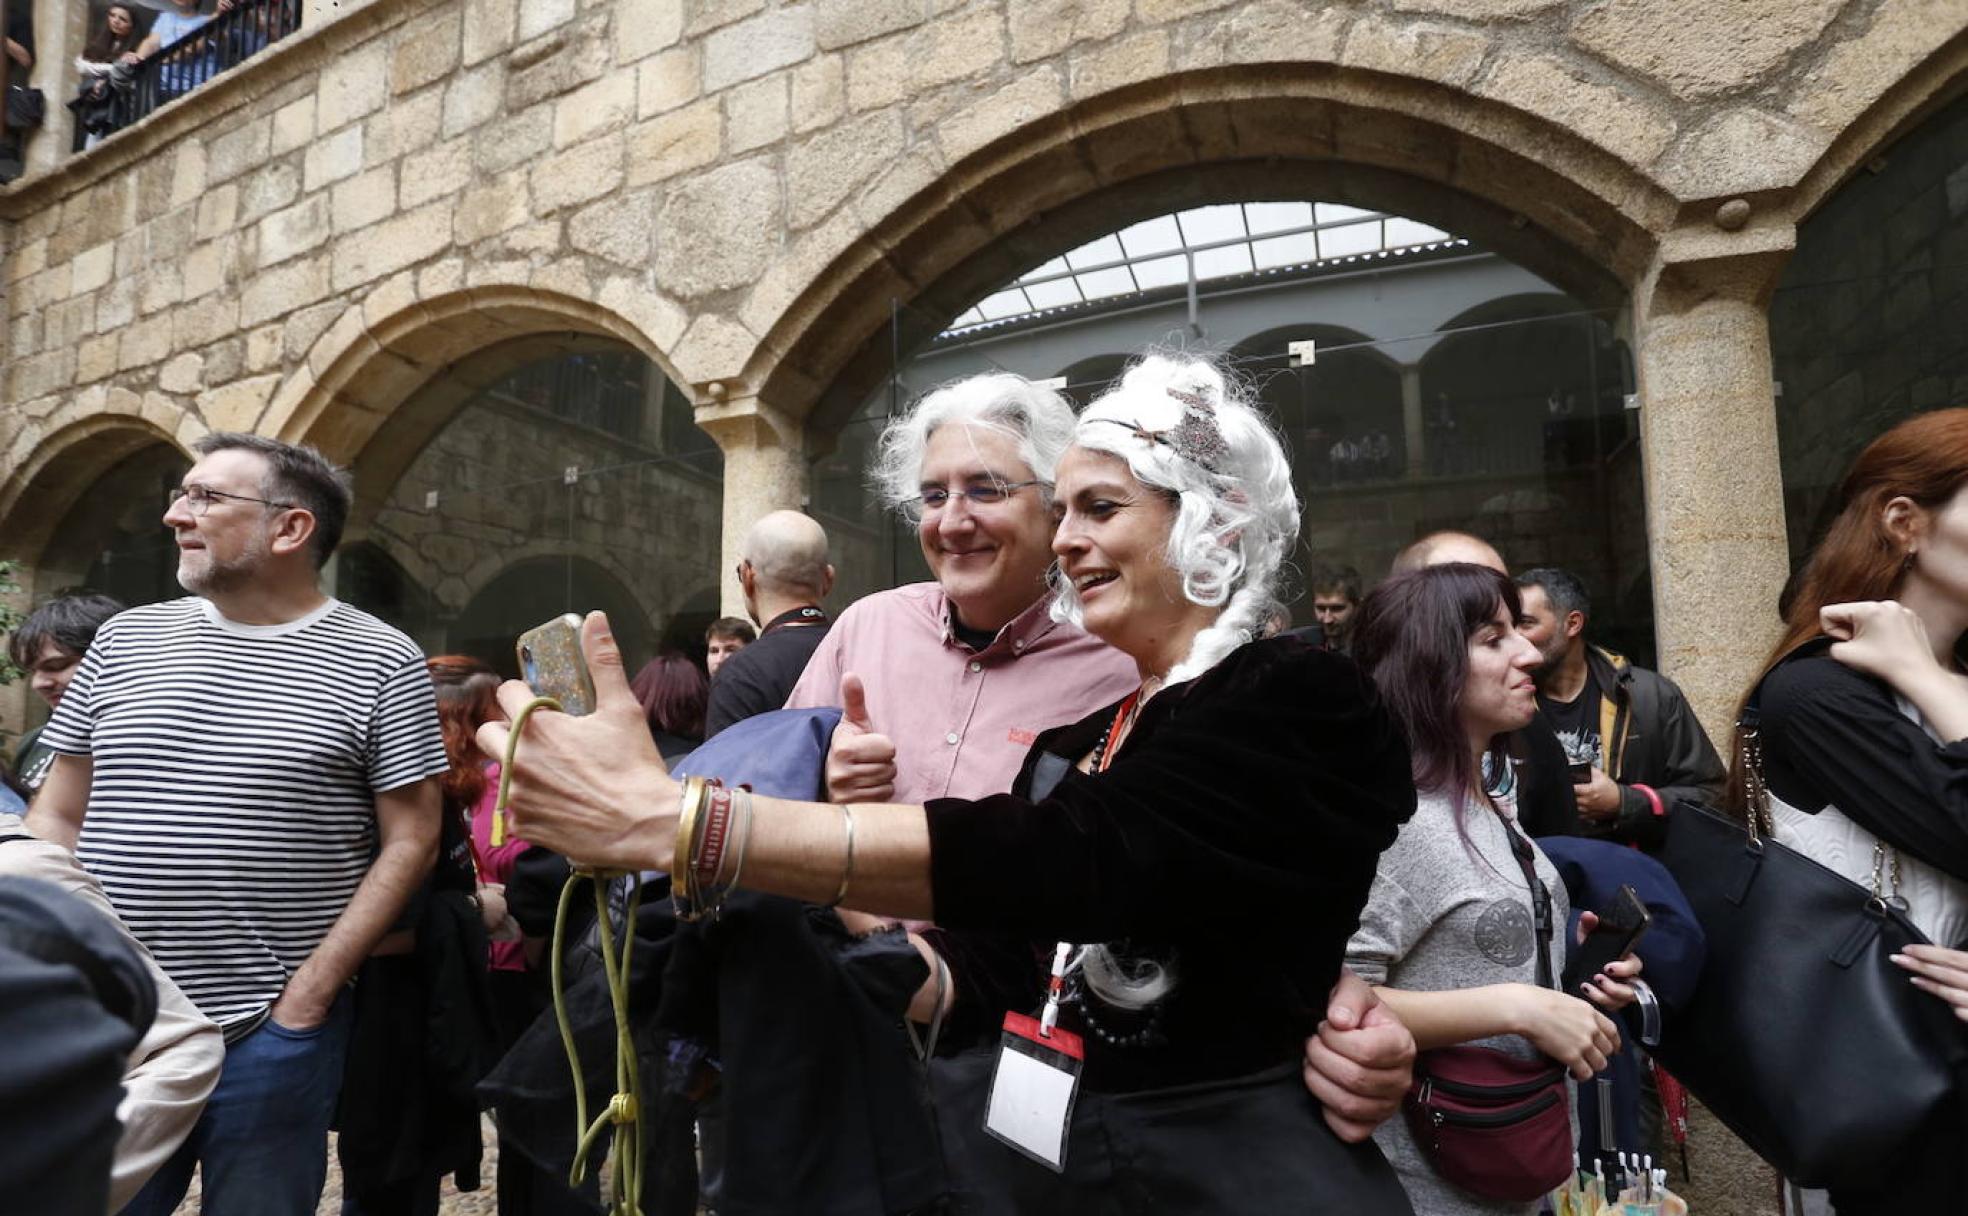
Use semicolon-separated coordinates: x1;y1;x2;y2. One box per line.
673;778;756;922
672;776;710;909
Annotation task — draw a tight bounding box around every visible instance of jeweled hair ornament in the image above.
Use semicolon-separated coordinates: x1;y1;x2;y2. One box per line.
1087;383;1230;472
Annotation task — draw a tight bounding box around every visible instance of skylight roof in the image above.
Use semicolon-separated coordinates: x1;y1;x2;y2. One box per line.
941;203;1460;336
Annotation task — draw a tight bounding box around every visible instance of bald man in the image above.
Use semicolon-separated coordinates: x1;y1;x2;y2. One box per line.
1389;529;1506;575
1390;530;1580;838
704;510;837;738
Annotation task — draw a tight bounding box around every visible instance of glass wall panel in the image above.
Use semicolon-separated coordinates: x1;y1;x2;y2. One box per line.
355;344;724;676
1769;89;1968;564
820;204;1653;663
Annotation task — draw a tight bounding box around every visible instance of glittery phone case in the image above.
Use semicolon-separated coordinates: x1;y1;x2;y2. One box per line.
515;614;598;716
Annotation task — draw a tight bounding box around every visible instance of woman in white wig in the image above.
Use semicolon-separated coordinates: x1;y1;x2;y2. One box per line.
485;353;1419;1211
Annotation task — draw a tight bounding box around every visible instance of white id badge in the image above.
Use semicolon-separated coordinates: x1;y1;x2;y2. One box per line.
983;1011;1084;1172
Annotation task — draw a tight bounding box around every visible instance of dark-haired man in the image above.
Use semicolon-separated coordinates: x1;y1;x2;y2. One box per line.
8;592;125;794
28;433;447;1216
1517;566;1725;847
1308;564;1362;653
704;615;756;678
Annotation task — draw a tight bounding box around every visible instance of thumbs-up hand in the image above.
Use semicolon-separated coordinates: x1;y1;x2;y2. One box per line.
827;672;897;803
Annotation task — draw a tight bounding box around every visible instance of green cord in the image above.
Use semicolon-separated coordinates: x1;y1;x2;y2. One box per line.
507;695;644;1216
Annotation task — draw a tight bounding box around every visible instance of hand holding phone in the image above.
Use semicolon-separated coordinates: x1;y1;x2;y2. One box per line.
516;613;597;716
1563;883;1650;992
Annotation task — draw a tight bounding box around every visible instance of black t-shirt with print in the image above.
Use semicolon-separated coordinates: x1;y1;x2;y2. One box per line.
1538;666;1603;770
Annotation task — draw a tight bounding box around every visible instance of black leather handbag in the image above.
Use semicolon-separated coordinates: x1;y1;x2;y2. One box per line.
1655;710;1967;1191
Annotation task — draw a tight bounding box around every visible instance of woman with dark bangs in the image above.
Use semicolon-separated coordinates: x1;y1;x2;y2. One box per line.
1727;409;1968;1213
1346;564;1641;1216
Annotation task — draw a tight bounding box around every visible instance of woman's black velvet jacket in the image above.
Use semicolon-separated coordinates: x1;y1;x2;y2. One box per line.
922;635;1416;1091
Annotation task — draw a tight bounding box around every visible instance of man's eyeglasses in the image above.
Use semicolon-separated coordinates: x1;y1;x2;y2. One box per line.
166;484;293;516
902;480;1048;522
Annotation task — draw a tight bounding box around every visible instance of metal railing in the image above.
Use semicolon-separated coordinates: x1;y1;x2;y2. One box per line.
70;1;301;146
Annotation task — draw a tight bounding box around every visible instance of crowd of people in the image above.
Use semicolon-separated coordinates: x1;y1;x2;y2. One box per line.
2;353;1966;1216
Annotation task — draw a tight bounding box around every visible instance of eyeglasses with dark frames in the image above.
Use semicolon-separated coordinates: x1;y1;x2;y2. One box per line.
166;484;294;517
902;479;1049;522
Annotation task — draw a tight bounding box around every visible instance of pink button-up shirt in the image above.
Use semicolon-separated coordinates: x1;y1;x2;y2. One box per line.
785;582;1139;804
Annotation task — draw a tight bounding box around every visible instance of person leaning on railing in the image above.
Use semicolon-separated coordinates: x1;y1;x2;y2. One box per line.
121;0;233;102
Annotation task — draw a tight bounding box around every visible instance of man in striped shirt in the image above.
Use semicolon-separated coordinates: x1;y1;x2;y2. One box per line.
28;433;448;1216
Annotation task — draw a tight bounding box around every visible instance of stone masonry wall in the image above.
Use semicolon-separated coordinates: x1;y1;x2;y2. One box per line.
4;0;1962;483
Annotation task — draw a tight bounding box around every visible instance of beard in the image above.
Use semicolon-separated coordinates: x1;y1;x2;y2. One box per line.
177;531;270;595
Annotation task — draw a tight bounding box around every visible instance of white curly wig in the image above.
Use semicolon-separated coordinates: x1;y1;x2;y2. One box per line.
1050;353;1300;686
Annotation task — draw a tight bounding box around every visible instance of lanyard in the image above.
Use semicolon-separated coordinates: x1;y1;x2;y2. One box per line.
1034;691;1143;1037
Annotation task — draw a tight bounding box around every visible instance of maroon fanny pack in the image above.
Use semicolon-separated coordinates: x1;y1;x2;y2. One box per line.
1402;1044;1572;1202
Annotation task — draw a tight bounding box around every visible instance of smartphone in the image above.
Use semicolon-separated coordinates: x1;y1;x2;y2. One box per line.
1568;760;1593;783
515;613;597;716
1563;883;1650;991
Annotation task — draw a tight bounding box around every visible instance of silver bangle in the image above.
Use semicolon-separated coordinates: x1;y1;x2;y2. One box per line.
828;803;856;908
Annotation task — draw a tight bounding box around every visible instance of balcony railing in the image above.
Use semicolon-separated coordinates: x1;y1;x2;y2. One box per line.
71;1;301;148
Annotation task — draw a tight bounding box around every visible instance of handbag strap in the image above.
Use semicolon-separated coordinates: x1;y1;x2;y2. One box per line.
1492;808;1556;990
1740;652;1906;906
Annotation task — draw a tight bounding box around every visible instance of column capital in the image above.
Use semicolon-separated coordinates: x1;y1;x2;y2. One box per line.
693;393;804;457
1640;221;1797;311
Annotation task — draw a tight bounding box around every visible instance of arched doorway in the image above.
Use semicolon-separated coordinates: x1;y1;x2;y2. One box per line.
452;556;656;678
341;339;725;676
816;191;1641;642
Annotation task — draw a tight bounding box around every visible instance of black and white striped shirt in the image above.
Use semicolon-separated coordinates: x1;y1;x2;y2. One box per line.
39;597;447;1034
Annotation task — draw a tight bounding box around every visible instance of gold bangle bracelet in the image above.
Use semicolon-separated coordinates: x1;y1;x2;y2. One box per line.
827;803;857;908
673;776;708;903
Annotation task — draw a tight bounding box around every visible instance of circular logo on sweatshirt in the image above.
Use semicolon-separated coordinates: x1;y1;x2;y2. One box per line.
1473;898;1534;966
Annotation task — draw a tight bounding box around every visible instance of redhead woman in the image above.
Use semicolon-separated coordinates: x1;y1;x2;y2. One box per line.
1729;409;1968;1213
1346;564;1641;1216
483;354;1419;1212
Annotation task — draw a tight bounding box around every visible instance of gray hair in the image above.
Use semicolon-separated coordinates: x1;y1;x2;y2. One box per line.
1518;566;1591;623
1050;353;1300;686
870;373;1077;512
1051;353;1301;1011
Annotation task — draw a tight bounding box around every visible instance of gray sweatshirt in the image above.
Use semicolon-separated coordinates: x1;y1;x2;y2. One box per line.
1346;788;1572;1216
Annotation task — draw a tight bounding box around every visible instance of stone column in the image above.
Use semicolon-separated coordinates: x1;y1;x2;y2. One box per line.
25;0;83;176
696;395;808;617
1399;363;1426;478
1634;231;1794;752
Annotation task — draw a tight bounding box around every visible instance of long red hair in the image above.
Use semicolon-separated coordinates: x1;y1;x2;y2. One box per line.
427;654;501;813
1727;408;1968;811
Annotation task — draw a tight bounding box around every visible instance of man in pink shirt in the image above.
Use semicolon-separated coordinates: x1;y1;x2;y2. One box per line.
785;371;1414;1140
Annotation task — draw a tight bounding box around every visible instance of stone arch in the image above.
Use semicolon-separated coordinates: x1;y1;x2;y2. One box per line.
452;550;658;675
262;279;691;469
1787;31;1968;224
1419;292;1617;427
1053;352;1129;408
748;64;1666;437
0;412;188;576
1230;323;1401;375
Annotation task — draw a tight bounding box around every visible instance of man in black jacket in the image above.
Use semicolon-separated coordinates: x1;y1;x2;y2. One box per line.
704;510;835;738
1517;566;1726;848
